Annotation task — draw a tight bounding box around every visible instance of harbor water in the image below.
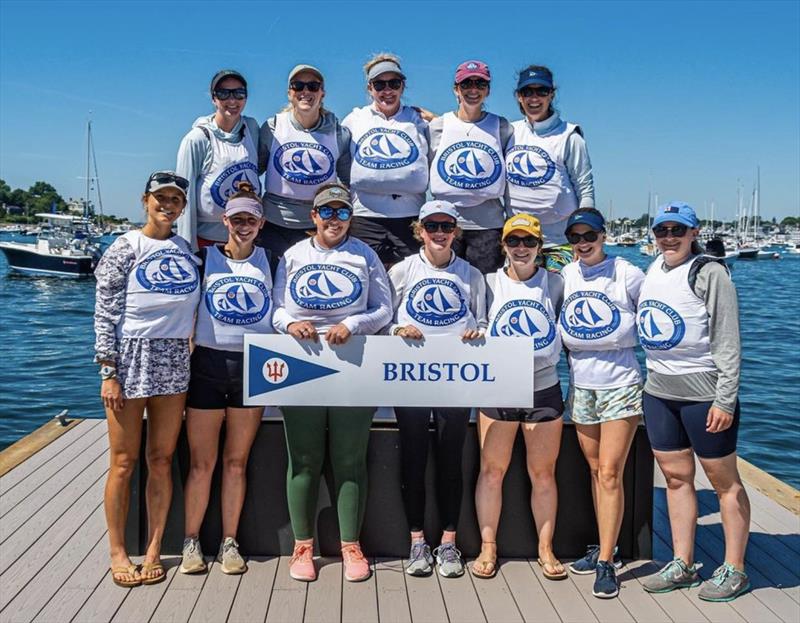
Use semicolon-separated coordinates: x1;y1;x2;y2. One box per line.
0;234;798;488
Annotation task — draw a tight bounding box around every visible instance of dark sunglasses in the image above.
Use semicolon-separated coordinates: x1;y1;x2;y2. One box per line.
653;224;689;238
566;231;601;244
519;86;553;98
316;206;352;221
146;172;189;192
504;235;540;248
371;78;404;92
457;78;489;91
423;221;457;234
290;80;323;93
213;87;247;101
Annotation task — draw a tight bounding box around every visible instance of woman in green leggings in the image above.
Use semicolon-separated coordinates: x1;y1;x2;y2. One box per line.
271;182;393;582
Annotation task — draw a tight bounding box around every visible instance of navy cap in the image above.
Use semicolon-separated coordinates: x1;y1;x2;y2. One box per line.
517;68;554;91
653;202;700;228
565;210;605;235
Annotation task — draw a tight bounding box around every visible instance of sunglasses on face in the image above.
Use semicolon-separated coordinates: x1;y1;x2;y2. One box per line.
371;78;404;92
290;80;323;93
457;79;489;91
423;221;457;234
316;206;352;221
504;235;540;248
147;172;189;191
213;87;247;101
566;230;601;244
519;85;553;98
653;224;689;238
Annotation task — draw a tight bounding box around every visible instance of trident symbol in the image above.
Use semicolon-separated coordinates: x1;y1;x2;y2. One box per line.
265;361;286;383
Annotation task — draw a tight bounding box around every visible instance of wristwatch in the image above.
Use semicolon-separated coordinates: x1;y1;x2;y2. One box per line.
99;365;117;380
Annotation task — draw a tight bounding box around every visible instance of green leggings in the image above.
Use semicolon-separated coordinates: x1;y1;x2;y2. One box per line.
282;406;374;542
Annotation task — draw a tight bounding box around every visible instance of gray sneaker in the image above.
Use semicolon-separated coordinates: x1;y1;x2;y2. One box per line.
218;537;247;575
406;541;434;576
699;563;750;602
179;536;207;574
642;558;701;593
433;543;465;578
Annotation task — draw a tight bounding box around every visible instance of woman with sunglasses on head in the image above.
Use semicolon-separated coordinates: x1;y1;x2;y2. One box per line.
258;65;352;262
271;182;392;583
558;208;645;599
343;53;432;268
386;200;487;578
429;60;512;275
474;213;566;582
179;183;271;577
94;172;200;587
638;202;750;602
506;65;595;272
177;70;261;252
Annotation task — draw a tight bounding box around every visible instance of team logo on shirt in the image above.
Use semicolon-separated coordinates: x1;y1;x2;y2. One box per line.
205;276;271;325
505;145;555;187
273;142;335;185
406;278;467;326
436;141;502;189
560;291;621;340
490;299;556;350
290;264;363;310
210;162;261;207
355;128;419;169
136;249;199;294
637;300;686;350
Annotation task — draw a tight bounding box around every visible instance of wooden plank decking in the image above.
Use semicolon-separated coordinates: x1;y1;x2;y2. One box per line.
1;419;798;623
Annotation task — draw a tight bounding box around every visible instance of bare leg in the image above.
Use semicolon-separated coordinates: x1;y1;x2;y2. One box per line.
653;448;697;565
575;423;601;519
184;408;224;537
221;408;262;538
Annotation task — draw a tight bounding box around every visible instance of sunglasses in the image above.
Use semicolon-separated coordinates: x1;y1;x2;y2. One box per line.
371;78;404;92
423;221;457;234
213;87;247;101
653;224;689;238
290;80;323;93
504;235;540;248
457;78;489;91
566;231;601;244
316;206;352;221
519;86;553;98
146;172;189;191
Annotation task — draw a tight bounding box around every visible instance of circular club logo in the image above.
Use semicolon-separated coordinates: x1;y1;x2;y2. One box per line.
637;300;686;350
355;128;419;170
505;145;555;187
273;142;335;185
290;264;363;310
560;291;621;340
262;357;289;384
490;299;555;350
436;141;502;189
210;162;261;207
205;276;271;325
136;249;199;294
406;278;467;326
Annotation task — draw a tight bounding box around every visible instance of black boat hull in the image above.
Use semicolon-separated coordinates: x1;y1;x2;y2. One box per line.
0;244;95;277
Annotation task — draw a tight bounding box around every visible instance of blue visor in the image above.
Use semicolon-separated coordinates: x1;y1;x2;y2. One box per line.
565;211;605;234
517;69;554;91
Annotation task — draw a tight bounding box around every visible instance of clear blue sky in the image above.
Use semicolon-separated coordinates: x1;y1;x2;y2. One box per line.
1;0;798;222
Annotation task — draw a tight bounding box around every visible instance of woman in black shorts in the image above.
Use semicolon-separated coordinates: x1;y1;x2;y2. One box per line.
473;213;566;580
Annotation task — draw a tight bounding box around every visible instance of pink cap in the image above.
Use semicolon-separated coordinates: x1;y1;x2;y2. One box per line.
224;196;263;218
455;60;490;83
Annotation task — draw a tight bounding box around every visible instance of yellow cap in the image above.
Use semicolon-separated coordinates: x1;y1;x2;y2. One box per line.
502;213;542;241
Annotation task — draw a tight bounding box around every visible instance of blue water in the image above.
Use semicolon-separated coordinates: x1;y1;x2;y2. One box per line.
1;233;798;487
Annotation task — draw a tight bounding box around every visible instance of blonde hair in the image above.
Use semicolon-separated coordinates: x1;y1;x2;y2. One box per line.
226;181;260;203
364;52;402;78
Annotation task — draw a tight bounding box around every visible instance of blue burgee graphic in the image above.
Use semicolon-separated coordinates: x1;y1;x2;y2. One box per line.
248;345;340;396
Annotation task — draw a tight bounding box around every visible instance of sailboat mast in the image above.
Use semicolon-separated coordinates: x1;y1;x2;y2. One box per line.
85;119;92;218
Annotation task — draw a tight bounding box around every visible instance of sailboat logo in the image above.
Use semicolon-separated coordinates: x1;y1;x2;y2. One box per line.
490;299;556;350
355;128;419;170
274;141;335;185
206;276;271;324
505;145;555;187
290;263;363;310
636;300;686;350
407;278;467;326
436;140;502;189
136;249;199;294
560;291;621;340
210;162;261;207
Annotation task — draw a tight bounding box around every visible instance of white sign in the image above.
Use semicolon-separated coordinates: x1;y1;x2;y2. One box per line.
244;335;534;408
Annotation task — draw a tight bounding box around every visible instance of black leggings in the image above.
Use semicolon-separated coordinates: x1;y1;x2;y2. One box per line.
394;407;470;532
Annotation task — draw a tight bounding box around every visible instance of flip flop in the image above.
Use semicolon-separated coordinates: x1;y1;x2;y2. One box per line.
471;555;497;579
110;564;141;588
140;561;166;585
538;558;568;581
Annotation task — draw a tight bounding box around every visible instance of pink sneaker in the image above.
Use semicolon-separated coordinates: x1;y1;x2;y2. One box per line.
342;543;371;582
289;542;316;582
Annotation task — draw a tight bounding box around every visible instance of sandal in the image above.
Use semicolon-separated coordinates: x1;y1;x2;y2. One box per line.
110;564;141;588
538;557;567;581
471;542;497;579
140;561;166;585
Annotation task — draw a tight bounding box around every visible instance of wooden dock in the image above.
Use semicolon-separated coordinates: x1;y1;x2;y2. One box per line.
1;418;798;623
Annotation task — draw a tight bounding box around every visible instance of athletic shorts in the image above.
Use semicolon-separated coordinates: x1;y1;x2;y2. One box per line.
482;382;565;423
349;215;420;266
537;244;573;273
570;383;643;425
186;346;246;409
452;228;504;274
642;392;740;459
